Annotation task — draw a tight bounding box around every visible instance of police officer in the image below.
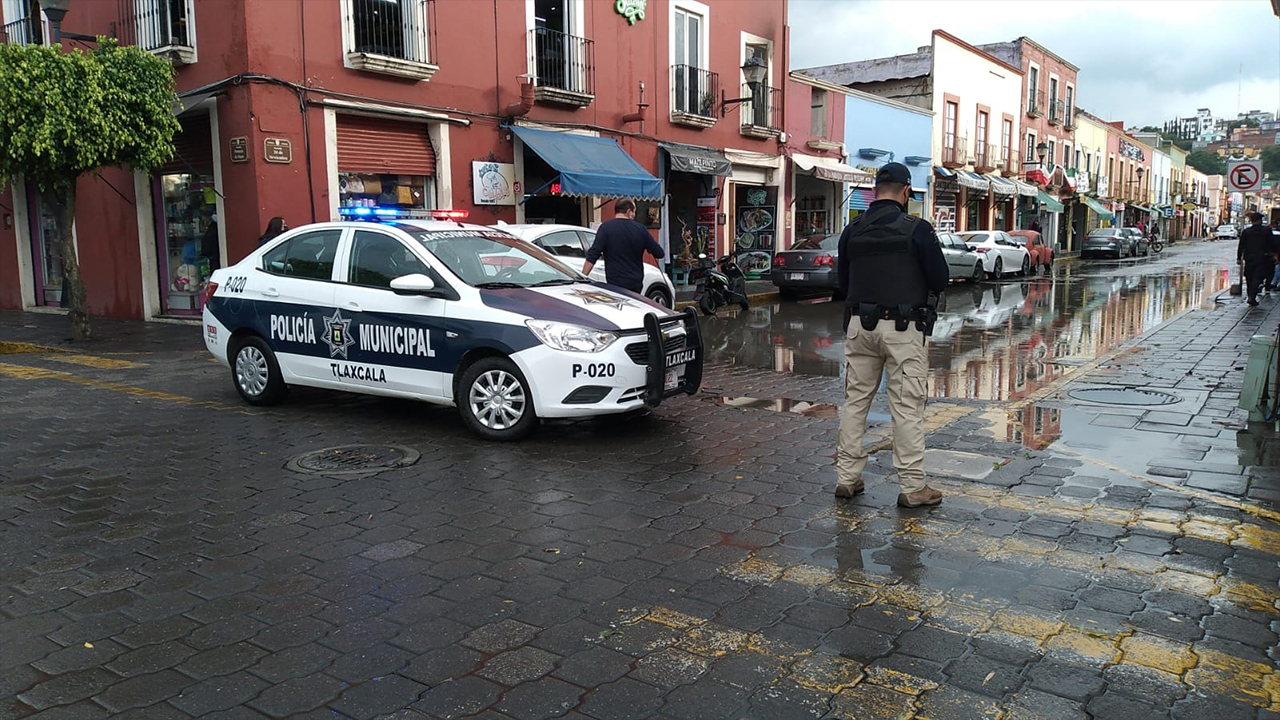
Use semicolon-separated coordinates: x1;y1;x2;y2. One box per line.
1237;212;1272;306
835;162;949;507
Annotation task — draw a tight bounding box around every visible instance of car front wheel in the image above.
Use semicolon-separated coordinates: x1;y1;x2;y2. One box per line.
1020;256;1031;276
645;286;673;308
232;335;287;406
457;357;537;441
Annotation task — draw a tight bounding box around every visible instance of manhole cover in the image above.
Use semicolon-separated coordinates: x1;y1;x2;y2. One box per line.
286;445;420;476
1067;387;1182;406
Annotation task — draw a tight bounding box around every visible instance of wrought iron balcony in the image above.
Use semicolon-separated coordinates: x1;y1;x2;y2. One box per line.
1027;90;1045;118
2;16;45;45
670;64;718;127
739;83;781;136
342;0;437;79
530;27;595;105
974;142;998;172
1048;100;1065;125
942;135;968;168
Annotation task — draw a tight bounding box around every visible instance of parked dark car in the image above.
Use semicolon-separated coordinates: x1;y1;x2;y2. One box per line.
1081;228;1129;259
771;234;839;299
1121;227;1150;257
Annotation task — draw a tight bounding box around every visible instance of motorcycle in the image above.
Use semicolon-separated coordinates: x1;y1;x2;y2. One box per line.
1149;232;1164;253
691;253;750;315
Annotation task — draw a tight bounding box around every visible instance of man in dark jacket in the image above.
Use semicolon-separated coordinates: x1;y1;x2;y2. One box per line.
583;198;664;294
835;163;949;508
1237;212;1272;306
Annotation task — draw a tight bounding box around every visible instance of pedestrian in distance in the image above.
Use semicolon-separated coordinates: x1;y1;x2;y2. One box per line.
583;198;664;294
834;162;950;508
258;216;288;247
1236;212;1272;306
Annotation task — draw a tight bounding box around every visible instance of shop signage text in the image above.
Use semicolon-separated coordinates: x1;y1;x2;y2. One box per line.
229;137;249;163
615;0;645;25
264;138;292;164
472;161;516;206
1118;138;1145;162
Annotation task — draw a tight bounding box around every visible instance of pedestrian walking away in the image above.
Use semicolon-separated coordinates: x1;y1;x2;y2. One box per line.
583;198;665;294
834;162;949;508
1237;212;1272;306
258;216;288;247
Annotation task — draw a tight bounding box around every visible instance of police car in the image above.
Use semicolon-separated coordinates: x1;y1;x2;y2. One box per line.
201;209;703;441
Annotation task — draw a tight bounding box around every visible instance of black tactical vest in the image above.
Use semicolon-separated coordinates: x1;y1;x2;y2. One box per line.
845;205;929;309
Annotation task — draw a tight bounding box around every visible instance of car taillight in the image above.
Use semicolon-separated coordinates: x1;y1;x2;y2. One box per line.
200;281;218;306
974;247;989;253
773;255;786;266
814;255;835;266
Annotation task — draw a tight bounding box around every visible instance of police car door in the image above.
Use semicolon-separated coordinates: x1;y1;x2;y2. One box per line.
333;228;449;399
256;227;342;383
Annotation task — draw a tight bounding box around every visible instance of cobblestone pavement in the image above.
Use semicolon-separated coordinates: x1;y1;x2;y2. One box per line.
1;243;1277;719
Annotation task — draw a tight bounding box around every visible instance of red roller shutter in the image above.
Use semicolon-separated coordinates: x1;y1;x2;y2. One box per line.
336;115;436;176
158;116;213;175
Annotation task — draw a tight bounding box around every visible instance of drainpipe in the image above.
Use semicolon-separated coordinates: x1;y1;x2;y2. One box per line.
503;74;535;118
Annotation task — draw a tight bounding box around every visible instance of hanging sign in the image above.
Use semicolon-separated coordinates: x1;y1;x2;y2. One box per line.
615;0;645;24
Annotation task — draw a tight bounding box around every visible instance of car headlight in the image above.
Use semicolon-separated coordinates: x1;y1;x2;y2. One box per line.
525;320;617;353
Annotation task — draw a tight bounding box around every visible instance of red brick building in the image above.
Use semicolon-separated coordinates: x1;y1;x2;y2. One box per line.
2;0;809;320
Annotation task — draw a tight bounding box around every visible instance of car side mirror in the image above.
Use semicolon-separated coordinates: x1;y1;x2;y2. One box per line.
390;273;444;297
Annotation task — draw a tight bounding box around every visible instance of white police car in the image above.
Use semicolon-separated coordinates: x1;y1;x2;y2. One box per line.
201;210;702;441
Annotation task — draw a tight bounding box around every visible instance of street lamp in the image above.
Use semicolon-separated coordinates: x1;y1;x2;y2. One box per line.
1035;141;1048;167
38;0;101;43
720;57;769;117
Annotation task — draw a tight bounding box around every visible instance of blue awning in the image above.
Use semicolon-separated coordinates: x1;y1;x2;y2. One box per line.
512;126;661;200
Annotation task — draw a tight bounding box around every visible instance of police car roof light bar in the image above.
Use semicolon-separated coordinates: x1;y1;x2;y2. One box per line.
337;207;469;223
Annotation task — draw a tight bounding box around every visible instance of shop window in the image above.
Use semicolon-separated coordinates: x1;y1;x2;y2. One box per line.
535;230;586;258
264;230;341;280
796;196;828;238
339;173;432;211
349;231;429;288
158;172;217;314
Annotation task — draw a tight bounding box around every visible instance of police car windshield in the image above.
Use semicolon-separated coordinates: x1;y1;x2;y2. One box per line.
408;229;582;288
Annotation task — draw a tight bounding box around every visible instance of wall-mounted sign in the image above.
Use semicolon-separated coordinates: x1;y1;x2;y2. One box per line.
264;138;292;164
615;0;645;25
229;136;249;163
1118;138;1145;162
471;161;516;206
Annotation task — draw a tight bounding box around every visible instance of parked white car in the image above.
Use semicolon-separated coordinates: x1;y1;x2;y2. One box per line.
958;231;1032;278
1214;224;1238;241
498;224;676;307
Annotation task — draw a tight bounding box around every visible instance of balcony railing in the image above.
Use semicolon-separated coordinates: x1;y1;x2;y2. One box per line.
739;84;781;134
2;16;45;45
117;0;192;54
1064;108;1075;129
530;27;595;102
974;142;998;171
671;64;718;119
942;135;968;167
1027;90;1045;118
1048;99;1065;125
1002;148;1019;173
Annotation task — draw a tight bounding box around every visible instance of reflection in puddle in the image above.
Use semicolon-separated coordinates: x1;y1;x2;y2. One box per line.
704;260;1229;405
718;396;891;424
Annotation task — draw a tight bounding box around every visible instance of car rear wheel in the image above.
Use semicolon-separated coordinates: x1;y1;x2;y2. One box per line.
645;286;672;308
232;336;287;406
988;257;1003;280
457;357;537;441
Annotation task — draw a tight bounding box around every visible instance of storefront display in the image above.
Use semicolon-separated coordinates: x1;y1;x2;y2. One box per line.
336;114;437;214
339;172;430;210
26;187;63;307
735;185;777;278
158;173;217;313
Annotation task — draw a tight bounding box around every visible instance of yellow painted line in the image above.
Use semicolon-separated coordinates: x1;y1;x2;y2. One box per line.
0;362;249;414
44;354;144;370
0;340;65;355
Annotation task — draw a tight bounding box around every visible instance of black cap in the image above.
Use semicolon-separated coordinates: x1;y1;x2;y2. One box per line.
875;162;912;186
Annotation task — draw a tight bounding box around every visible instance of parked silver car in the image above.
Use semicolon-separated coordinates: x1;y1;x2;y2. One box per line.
937;232;984;283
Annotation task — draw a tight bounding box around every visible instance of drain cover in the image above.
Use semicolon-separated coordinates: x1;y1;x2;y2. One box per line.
286;445;420;476
1067;387;1181;406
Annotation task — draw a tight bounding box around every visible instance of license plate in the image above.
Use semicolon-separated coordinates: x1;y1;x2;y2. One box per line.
664;368;682;391
788;273;805;281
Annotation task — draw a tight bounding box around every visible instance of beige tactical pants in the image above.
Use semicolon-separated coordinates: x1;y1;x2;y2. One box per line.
837;320;928;493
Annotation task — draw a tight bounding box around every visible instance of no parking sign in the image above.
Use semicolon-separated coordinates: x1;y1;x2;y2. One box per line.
1228;160;1262;192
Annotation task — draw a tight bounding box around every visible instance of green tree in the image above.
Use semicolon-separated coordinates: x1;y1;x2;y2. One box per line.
0;40;178;340
1186;150;1226;176
1261;145;1280;177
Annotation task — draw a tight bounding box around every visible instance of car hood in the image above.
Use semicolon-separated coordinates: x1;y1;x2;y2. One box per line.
478;282;673;331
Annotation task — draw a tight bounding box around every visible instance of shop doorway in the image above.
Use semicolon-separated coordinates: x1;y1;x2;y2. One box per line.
522;146;585;225
733;184;776;278
153;116;216;316
25;187;64;307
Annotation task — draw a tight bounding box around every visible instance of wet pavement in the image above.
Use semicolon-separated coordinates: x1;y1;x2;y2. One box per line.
1;241;1278;719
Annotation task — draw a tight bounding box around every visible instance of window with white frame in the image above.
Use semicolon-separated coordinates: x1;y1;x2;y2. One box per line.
1046;138;1055;169
811;88;827;137
2;0;48;45
1025;131;1036;166
1028;65;1039;112
1001;118;1012;167
345;0;434;75
671;2;710;116
131;0;196;56
740;35;774;130
1065;84;1074;125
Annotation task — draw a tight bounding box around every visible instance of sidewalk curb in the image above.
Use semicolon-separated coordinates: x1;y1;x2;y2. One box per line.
675;290;780;311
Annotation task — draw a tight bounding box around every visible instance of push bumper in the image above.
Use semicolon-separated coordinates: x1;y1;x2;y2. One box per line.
643;308;704;407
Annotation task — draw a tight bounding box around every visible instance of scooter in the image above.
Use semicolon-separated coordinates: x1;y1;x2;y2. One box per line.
1149;232;1164;253
691;253;750;315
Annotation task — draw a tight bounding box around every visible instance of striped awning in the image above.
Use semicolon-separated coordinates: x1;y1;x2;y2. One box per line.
1010;178;1040;197
847;188;877;211
955;170;990;193
987;175;1018;198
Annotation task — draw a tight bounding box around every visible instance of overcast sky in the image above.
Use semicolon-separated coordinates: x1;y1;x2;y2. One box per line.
789;0;1280;128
